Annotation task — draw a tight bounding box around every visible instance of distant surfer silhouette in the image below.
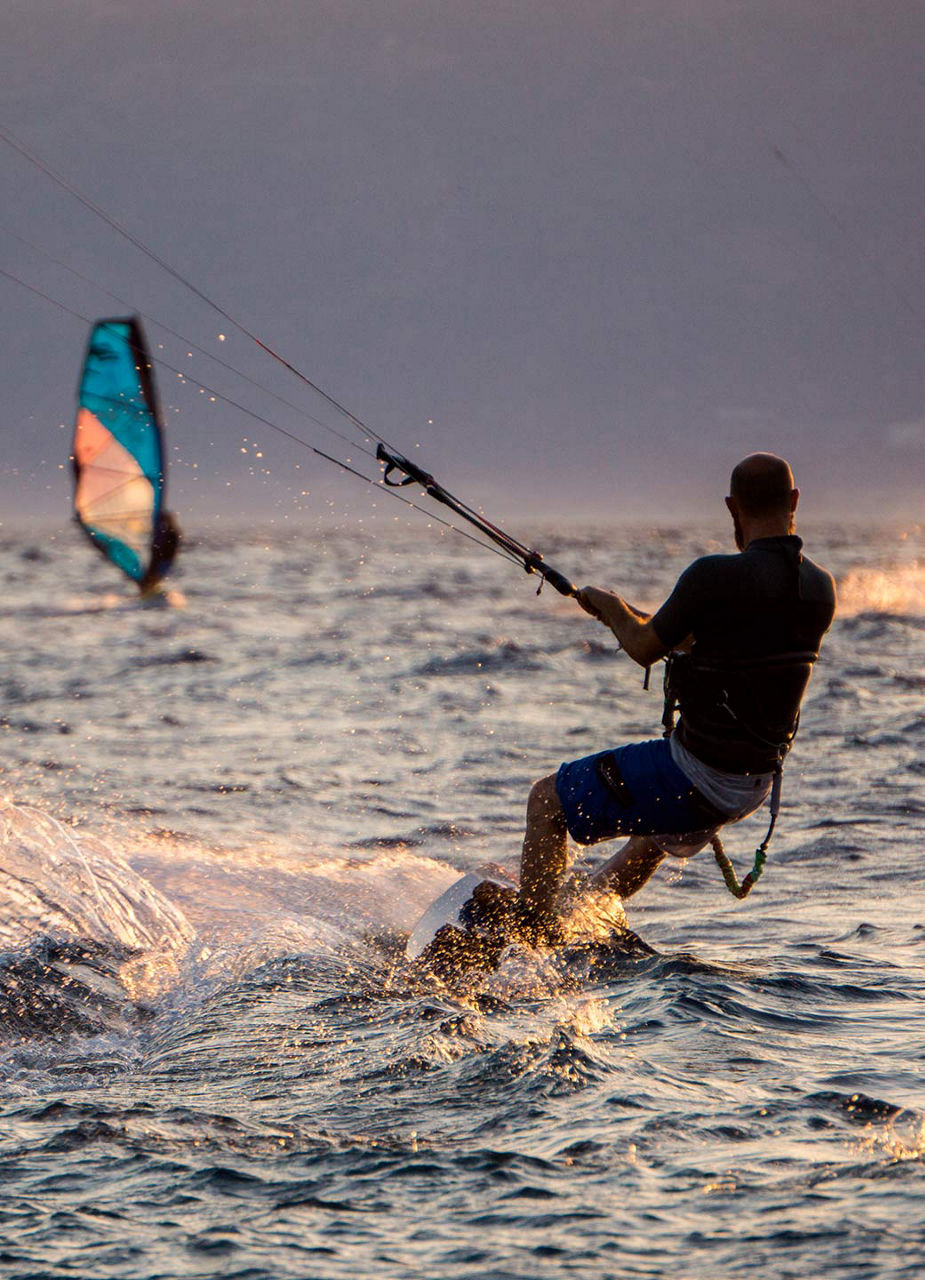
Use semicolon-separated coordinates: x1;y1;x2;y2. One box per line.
497;453;837;942
139;510;181;596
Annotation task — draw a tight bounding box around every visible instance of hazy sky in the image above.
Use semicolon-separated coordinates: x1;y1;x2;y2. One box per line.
2;0;923;530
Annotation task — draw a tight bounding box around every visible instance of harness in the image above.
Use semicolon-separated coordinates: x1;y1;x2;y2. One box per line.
661;648;818;898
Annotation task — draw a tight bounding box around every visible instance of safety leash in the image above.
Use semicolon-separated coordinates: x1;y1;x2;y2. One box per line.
710;765;782;899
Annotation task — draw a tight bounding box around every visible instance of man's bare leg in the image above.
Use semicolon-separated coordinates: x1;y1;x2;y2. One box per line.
519;773;570;931
587;835;666;899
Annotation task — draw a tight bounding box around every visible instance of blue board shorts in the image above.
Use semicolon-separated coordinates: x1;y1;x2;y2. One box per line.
555;738;726;856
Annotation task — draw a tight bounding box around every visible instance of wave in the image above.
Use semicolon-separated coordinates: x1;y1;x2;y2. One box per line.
0;802;194;1043
414;638;543;677
836;563;924;617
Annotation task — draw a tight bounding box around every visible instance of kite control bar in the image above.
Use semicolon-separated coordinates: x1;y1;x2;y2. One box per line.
376;443;578;598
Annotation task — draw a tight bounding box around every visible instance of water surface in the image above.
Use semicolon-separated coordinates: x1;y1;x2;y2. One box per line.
1;522;922;1279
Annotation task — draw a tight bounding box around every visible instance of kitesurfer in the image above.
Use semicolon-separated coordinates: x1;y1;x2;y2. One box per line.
512;452;836;940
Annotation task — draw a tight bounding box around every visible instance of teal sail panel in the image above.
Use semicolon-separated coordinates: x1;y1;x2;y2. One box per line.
72;317;177;587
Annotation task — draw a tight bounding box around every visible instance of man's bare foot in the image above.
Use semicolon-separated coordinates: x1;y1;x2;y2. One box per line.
464;882;566;948
465;881;520;939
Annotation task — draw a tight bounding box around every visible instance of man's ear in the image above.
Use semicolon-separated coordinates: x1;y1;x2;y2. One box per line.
790;488;800;513
724;495;735;517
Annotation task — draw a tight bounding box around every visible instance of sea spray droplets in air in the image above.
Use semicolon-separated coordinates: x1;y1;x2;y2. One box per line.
836;562;925;616
0;801;193;1001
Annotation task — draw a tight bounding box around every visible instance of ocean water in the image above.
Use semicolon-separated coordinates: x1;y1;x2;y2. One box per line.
0;519;922;1280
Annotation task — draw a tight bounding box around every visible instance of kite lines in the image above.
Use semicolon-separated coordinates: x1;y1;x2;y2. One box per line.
0;126;577;593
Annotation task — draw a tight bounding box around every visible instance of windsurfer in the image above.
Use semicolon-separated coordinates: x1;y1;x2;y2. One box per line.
73;317;181;597
511;453;837;940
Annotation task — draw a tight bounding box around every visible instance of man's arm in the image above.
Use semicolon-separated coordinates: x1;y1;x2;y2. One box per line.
577;585;669;668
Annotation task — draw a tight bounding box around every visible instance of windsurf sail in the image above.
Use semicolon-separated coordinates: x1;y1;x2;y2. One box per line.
72;316;179;590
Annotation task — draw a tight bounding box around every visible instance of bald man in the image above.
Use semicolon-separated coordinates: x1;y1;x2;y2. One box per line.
511;453;836;938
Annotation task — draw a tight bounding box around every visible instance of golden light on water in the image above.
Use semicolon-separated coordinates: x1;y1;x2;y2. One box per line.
836;565;925;615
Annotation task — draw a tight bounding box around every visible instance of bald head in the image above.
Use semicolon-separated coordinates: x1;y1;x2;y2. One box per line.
729;453;796;519
725;453;799;549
